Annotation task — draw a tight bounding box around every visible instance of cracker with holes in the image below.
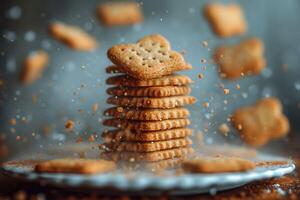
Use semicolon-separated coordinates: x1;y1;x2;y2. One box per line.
182;156;255;173
232;97;290;147
19;51;49;85
204;3;247;37
49;22;97;51
107;86;191;97
107;34;191;80
214;38;266;80
107;74;193;87
97;2;143;26
35;158;116;174
102;128;192;142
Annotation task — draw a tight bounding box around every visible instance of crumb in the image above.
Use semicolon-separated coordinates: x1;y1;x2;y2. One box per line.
92;103;98;113
236;84;241;90
223;88;230;95
218;123;230;136
198;73;204;79
200;59;206;64
202;41;208;48
9;118;17;126
203;102;210;108
65;120;75;131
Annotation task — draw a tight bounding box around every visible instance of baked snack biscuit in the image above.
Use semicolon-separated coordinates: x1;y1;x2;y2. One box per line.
107;34;191;80
204;3;247;37
49;22;97;51
232;97;290;147
214;38;266;80
107;96;196;108
104;107;190;120
103;118;190;131
107;86;191;97
102;147;194;161
19;51;49;85
97;2;143;26
102;128;192;142
105;138;192;152
35;158;116;174
107;74;193;87
182;156;255;173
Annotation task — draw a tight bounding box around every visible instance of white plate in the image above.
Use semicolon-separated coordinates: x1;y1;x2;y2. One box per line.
0;154;295;195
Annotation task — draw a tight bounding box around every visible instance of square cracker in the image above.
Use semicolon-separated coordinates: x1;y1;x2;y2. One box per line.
98;2;143;26
182;156;255;173
35;158;116;174
204;3;247;37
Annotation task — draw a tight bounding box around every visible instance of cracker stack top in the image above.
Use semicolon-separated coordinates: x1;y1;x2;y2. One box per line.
107;34;191;80
101;34;196;169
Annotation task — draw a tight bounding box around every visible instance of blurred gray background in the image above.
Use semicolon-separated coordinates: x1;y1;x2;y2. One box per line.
0;0;300;160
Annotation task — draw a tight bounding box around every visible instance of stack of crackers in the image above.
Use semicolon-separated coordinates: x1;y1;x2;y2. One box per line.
100;34;196;170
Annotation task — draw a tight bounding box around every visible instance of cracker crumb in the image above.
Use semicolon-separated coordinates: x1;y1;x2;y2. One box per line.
203;102;210;108
92;103;98;113
237;124;243;130
198;73;204;79
65;120;75;131
200;59;206;64
116;107;124;112
218;123;230;136
9;118;17;126
202;40;208;48
236;84;241;90
223;88;230;95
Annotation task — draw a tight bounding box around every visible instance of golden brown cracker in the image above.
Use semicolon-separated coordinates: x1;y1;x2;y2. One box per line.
204;3;247;37
49;22;97;51
214;38;266;80
104;107;190;120
107;86;191;97
107;34;191;80
97;2;143;26
182;156;255;173
106;74;193;87
35;158;116;174
103;118;190;131
107;96;196;109
102;128;192;142
102;147;194;161
232;97;290;147
19;51;49;85
105;138;192;152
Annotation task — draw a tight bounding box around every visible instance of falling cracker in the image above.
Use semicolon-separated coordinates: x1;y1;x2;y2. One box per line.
19;51;49;85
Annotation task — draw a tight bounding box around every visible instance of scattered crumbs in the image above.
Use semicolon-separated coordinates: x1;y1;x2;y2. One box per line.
202;40;208;48
65;120;75;131
223;88;230;95
198;73;204;79
218;123;230;136
9;118;17;126
203;102;210;108
224;100;228;105
200;59;206;64
92;103;98;113
236;84;241;90
129;157;135;162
